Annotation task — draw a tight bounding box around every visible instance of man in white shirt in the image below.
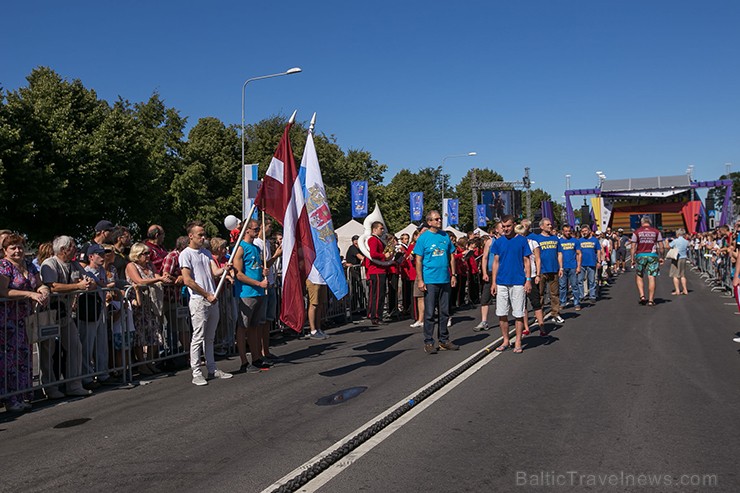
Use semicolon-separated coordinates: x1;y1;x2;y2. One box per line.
179;221;233;386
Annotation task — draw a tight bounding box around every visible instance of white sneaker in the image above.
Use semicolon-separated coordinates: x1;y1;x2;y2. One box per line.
553;315;565;324
208;369;233;380
192;374;208;386
473;321;489;331
447;318;452;327
733;337;740;343
410;321;423;328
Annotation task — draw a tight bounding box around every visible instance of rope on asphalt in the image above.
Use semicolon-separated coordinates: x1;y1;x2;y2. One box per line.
271;331;512;493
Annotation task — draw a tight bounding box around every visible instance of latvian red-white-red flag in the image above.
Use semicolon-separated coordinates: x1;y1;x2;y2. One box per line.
255;121;316;332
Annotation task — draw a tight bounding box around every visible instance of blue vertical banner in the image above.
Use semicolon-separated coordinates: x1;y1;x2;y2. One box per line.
410;192;424;221
476;204;487;227
351;180;368;218
447;199;459;225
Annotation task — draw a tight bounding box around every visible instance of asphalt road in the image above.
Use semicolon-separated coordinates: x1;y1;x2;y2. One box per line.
2;266;739;493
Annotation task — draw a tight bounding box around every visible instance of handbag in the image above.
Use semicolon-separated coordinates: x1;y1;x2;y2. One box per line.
24;308;60;343
665;247;679;260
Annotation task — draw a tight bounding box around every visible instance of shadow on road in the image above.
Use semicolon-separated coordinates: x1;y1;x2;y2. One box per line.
319;350;405;377
352;333;414;353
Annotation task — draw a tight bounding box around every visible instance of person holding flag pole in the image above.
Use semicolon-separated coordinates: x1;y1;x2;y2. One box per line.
254;213;283;363
299;113;348;338
254;111;316;333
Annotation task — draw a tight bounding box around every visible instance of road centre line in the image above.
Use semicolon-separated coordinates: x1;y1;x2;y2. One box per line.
261;331;513;493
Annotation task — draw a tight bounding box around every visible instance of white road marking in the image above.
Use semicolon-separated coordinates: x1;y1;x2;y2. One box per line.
261;333;513;493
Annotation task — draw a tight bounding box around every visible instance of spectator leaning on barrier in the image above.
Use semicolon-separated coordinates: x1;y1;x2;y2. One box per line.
233;219;270;373
414;210;459;354
126;242;167;376
40;235;95;398
33;242;53;271
110;225;131;275
79;244;112;388
0;234;50;412
179;221;233;386
161;235;189;364
0;229;12;259
79;220;114;266
491;215;532;354
145;225;169;274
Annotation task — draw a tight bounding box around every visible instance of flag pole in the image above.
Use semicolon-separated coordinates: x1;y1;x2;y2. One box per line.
261;210;267;268
214;201;258;298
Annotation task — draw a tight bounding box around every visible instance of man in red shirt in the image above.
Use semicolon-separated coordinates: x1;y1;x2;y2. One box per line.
630;216;664;306
366;221;388;325
145;224;169;274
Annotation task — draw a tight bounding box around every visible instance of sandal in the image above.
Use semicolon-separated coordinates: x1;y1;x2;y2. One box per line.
494;345;508;352
639;296;647;305
513;347;524;354
647;300;655;306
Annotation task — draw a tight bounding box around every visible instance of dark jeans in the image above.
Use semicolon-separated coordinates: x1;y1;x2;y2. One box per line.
368;273;387;321
386;273;399;314
423;283;451;345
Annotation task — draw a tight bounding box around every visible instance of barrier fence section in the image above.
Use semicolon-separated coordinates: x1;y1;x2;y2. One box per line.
2;265;403;404
687;244;734;296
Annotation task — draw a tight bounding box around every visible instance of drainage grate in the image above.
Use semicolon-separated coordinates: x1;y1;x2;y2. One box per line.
316;387;367;406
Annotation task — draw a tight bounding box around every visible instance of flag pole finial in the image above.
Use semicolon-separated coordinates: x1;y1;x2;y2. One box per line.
289;110;297;124
309;112;317;133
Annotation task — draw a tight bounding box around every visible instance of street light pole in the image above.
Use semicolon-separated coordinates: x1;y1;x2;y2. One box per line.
241;67;302;218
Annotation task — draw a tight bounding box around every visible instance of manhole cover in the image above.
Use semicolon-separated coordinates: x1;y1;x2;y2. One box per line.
316;387;367;406
53;418;91;429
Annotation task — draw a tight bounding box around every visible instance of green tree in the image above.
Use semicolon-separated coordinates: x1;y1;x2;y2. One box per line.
170;117;241;237
452;168;504;232
709;172;740;222
382;167;445;233
243;115;386;229
0;67;124;241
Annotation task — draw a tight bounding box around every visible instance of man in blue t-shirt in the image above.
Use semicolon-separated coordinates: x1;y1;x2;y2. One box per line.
491;215;532;353
534;217;561;327
414;210;459;354
233;219;270;373
558;225;582;313
578;224;602;303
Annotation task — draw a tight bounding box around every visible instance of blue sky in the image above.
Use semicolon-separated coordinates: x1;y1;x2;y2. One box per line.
3;1;739;206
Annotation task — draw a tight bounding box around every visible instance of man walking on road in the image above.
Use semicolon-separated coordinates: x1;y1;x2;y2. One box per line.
578;225;602;303
490;215;532;353
558;225;582;316
414;210;459;354
631;216;664;306
535;218;560;334
179;221;233;386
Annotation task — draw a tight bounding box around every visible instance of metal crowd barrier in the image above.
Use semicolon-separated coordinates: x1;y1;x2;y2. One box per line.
687;244;733;296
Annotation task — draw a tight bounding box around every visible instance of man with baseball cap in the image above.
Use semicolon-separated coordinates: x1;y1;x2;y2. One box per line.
79;220;115;266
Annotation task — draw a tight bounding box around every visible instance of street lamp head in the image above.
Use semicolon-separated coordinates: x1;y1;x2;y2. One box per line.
286;67;302;74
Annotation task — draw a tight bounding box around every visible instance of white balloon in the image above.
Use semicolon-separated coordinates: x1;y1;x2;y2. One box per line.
224;215;239;230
